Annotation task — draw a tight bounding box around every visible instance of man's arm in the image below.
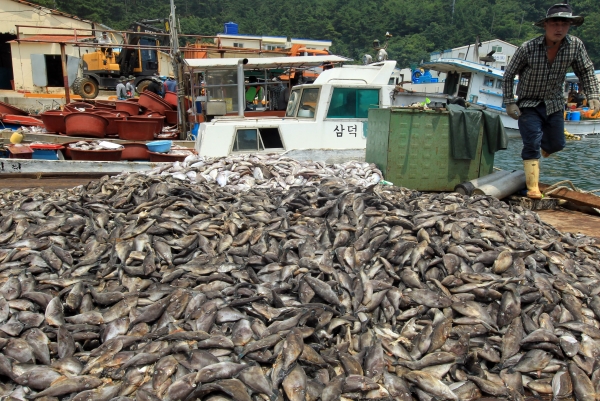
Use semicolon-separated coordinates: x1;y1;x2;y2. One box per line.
502;46;526;105
572;41;600;101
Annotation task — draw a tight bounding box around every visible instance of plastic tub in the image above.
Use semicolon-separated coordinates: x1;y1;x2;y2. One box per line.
146;140;172;153
570;111;581;121
116;101;143;116
95;112;127;136
164;110;178;125
116;120;156;141
148;151;189;162
64;113;108;138
39;111;70;134
69;147;123;161
139;92;174;114
121;143;149;161
0;100;27;116
129;114;165;134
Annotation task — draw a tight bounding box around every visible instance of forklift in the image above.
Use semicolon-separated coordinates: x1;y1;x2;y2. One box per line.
73;19;169;99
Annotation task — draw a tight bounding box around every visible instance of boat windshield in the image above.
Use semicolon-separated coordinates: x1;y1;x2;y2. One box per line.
297;88;319;118
286;89;301;117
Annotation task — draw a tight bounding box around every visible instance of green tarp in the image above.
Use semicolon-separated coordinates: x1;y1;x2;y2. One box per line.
447;104;508;160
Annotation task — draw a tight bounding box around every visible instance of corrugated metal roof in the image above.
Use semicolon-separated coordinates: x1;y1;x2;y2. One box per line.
185;55;350;70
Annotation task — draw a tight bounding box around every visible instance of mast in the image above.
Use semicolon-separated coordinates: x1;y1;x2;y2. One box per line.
170;0;187;139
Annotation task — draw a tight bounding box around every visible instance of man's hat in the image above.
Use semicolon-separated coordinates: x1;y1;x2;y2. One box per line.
128;75;135;80
169;73;175;79
119;76;126;82
535;3;584;27
152;76;162;83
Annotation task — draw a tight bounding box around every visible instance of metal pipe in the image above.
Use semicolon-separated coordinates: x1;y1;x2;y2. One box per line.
60;43;71;104
237;58;247;117
454;170;512;196
472;170;526;199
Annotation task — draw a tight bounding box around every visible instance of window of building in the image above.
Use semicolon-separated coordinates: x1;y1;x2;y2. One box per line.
233;43;244;48
458;52;465;59
492;45;502;52
483;77;494;87
496;79;503;89
265;44;284;50
326;88;380;119
233;128;283;151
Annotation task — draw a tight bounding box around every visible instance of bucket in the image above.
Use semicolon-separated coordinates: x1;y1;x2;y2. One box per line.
570;111;581;121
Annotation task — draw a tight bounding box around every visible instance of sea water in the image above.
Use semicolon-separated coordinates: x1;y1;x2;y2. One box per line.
494;135;600;191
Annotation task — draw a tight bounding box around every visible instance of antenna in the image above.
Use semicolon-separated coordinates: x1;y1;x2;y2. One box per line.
451;0;456;23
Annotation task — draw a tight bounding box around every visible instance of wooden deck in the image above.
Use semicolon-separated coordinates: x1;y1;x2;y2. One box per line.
538;209;600;240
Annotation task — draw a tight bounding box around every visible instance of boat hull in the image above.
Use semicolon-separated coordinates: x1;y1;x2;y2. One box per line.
0;159;169;174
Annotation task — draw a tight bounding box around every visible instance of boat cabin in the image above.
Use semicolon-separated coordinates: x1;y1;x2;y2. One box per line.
186;58;405;162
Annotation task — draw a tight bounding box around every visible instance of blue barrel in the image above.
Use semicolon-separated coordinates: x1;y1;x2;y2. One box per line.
224;22;238;34
571;111;581;121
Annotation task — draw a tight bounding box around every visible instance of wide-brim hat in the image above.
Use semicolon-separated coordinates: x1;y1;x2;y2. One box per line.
128;75;135;80
168;73;175;79
534;3;584;27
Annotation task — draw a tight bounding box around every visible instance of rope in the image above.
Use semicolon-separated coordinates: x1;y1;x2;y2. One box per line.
542;179;600;214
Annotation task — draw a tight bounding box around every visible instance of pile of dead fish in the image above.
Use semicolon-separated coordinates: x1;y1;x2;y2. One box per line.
143;154;383;190
1;171;600;401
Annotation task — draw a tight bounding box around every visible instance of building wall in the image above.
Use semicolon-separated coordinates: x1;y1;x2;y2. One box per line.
0;0;93;36
290;39;331;51
10;41;82;92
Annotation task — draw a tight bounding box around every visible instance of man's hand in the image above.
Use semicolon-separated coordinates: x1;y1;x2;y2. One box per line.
589;99;600;114
506;104;521;120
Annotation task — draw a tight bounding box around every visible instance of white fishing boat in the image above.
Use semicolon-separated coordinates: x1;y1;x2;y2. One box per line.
189;57;450;162
404;58;600;136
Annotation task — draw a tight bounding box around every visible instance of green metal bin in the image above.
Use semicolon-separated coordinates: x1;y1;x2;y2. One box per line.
366;107;494;191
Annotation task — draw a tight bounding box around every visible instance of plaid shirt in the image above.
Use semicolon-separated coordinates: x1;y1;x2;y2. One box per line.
503;34;599;115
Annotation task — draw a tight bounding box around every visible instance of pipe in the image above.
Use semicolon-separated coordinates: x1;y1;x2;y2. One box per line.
237;58;248;117
454;170;512;196
472;170;526;199
60;43;71;104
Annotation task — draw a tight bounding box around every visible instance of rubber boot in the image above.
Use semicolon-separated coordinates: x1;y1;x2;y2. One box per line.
541;149;550;158
523;159;543;199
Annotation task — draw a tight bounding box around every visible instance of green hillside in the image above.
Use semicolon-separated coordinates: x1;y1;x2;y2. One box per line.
33;0;600;68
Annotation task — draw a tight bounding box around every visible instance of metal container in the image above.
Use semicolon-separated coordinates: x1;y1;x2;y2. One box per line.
366;107;494;191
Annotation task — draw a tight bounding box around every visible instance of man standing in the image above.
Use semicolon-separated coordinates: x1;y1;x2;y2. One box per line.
164;73;177;93
126;76;136;98
116;77;127;100
503;3;600;199
146;76;164;97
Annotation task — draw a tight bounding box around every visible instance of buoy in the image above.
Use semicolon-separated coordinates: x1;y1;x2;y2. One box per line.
9;131;24;144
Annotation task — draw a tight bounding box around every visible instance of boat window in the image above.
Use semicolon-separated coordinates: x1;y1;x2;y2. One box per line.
484;77;494;87
235;129;264;151
297;88;319;118
496;79;503;89
285;89;301;117
327;88;380;119
260;128;283;148
234;128;283;151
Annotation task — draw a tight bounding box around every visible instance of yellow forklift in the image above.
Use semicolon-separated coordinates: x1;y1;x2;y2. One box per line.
73;20;169;99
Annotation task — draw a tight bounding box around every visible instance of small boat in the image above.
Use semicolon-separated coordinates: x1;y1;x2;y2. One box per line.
190;57;448;162
403;58;600;137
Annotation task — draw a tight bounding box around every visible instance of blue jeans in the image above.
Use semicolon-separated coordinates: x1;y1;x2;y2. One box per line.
518;103;565;160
